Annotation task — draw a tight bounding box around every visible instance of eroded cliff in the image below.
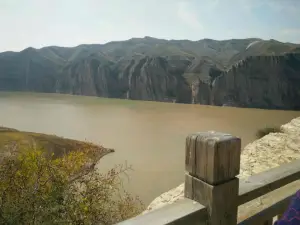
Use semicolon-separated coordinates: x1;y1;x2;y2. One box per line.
0;37;299;110
54;55;192;103
212;54;300;110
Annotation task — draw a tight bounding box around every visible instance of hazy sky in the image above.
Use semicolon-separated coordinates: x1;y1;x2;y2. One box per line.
1;0;300;52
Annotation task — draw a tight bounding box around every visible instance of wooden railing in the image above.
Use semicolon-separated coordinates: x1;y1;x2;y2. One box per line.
117;132;300;225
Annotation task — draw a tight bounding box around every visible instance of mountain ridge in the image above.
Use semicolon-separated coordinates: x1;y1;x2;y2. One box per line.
0;37;300;110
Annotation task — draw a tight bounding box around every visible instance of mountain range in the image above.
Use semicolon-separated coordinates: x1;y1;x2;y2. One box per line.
0;36;300;110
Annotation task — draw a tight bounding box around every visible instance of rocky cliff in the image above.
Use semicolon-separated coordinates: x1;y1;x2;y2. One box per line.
189;53;300;110
54;55;193;103
0;37;299;110
212;54;300;110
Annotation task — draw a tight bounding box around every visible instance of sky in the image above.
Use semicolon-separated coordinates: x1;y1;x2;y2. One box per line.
1;0;300;52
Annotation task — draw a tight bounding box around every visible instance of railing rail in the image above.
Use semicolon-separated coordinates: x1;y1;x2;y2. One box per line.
238;194;292;225
117;198;207;225
238;158;300;205
116;132;300;225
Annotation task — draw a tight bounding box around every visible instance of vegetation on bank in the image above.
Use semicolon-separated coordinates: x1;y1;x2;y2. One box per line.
0;127;143;225
255;126;281;139
0;126;114;158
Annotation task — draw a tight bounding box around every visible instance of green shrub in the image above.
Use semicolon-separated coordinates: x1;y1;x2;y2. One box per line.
255;126;281;139
0;145;143;225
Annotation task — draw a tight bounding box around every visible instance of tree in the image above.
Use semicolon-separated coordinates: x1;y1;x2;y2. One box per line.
0;144;143;225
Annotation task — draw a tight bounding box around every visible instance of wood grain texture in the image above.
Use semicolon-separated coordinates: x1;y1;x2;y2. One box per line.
186;134;199;176
185;131;241;185
185;174;239;225
238;194;293;225
184;172;193;199
238;181;300;223
116;198;208;225
239;159;300;205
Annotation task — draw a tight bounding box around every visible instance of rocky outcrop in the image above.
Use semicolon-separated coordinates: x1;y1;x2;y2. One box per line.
212;54;300;110
144;116;300;213
116;56;192;103
0;48;58;92
191;80;211;104
55;56;192;103
56;56;115;97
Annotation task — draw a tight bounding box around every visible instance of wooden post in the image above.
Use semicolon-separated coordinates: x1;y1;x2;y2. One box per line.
184;131;241;225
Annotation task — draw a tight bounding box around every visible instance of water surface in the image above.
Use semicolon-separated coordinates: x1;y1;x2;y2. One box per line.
1;92;299;205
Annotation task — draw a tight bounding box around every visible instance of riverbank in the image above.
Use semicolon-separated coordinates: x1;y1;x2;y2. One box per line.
144;116;300;213
0;126;114;161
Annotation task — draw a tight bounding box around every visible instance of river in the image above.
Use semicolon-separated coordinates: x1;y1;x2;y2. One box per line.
0;92;299;205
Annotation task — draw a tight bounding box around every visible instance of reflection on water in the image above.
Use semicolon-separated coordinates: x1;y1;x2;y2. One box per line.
1;92;299;205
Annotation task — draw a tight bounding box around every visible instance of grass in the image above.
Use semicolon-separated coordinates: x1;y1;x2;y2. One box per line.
255;126;282;139
0;126;114;158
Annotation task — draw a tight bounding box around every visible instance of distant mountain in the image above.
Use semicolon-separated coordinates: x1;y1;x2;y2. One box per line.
229;39;299;64
0;37;300;110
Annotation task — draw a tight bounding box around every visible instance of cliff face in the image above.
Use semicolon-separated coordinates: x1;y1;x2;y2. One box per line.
0;37;300;110
212;54;300;110
49;53;300;110
54;55;192;103
191;80;212;104
115;56;192;103
56;56;115;97
0;48;58;93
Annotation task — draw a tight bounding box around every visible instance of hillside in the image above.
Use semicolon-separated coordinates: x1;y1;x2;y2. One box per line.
0;37;299;110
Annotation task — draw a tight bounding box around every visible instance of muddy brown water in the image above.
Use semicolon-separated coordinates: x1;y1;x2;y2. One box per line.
0;92;299;205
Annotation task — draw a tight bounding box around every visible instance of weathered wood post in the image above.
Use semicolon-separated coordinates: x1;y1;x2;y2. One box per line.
184;131;241;225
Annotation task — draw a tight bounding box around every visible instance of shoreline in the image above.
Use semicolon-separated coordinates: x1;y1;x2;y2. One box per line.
1;90;299;112
0;126;114;161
